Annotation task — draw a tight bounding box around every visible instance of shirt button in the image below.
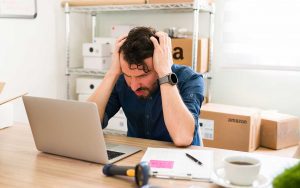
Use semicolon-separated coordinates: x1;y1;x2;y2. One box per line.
149;97;152;100
146;115;149;119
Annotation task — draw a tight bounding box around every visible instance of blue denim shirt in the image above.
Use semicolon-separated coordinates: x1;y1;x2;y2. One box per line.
102;64;204;145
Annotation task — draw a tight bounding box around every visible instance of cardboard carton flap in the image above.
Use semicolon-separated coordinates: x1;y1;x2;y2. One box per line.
0;91;28;105
0;82;5;94
261;111;299;121
61;0;145;7
201;103;261;116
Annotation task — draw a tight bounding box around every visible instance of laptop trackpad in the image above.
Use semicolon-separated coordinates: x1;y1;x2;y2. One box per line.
106;142;119;150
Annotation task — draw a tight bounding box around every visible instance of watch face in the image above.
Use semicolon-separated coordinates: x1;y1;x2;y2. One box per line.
170;73;178;85
158;73;178;85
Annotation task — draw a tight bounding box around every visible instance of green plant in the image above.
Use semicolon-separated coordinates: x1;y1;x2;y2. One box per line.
273;162;300;188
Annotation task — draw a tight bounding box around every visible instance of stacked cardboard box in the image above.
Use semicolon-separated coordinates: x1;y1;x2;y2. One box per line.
148;0;195;3
199;103;300;151
61;0;145;6
171;38;209;73
260;112;300;149
199;103;261;152
147;0;214;4
61;0;214;6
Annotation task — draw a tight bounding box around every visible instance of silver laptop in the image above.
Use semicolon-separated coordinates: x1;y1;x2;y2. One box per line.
22;96;141;164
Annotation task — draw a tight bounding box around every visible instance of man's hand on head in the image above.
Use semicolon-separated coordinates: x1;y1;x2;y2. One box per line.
109;34;127;76
150;32;173;78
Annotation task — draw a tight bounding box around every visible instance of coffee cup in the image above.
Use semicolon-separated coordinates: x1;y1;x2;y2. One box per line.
224;155;261;186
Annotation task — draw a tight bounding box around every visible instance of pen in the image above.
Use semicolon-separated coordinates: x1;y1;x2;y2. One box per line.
185;153;202;166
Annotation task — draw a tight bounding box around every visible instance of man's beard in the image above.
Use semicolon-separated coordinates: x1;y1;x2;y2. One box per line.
135;81;158;100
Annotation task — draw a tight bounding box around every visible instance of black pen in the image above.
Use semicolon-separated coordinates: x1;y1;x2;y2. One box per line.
185;153;203;166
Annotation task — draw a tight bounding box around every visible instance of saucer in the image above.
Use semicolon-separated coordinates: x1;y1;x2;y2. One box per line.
211;168;271;188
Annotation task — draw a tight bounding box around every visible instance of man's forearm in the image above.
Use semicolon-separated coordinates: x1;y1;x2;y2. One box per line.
160;84;195;147
88;71;120;123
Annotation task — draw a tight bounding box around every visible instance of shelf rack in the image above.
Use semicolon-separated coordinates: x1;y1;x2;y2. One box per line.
63;0;214;100
68;67;106;77
68;2;212;13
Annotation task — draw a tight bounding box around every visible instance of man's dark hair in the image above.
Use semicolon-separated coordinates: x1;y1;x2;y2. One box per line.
119;26;157;73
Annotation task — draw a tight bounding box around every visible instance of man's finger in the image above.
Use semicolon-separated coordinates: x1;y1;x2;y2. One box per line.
155;32;167;47
167;37;173;64
150;36;159;48
115;35;127;52
117;34;128;42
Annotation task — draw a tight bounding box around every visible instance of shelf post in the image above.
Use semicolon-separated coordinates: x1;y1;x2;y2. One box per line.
192;0;200;72
65;3;71;99
91;12;97;41
207;3;215;103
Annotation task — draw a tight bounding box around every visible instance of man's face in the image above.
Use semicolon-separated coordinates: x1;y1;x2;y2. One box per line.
120;53;158;99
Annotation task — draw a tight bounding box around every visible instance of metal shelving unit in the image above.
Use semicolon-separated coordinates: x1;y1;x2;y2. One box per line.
68;67;107;77
68;2;212;13
63;0;214;100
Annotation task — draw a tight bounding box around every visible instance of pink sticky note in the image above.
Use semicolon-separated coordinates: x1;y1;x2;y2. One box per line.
149;160;174;169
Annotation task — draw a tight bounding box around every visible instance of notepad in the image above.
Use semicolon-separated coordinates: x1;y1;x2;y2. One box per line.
141;147;213;181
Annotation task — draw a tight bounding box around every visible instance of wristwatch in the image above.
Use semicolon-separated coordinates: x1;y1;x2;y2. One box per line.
158;73;178;86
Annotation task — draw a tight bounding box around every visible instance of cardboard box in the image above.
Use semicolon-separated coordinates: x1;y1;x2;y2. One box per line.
147;0;194;3
0;82;5;94
171;38;208;73
61;0;146;7
199;103;261;152
0;82;27;129
260;112;300;149
147;0;214;4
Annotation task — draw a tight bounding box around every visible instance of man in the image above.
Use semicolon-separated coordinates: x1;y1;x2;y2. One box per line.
88;27;204;146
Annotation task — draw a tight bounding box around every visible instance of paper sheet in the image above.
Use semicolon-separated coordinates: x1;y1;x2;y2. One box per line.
141;147;213;181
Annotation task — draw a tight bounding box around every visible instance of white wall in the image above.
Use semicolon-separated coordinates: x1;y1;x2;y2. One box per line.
211;1;300;117
0;0;90;123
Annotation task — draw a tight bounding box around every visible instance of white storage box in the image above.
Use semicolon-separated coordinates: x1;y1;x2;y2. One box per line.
111;25;135;37
78;94;91;102
83;56;111;71
114;108;126;119
82;43;111;57
107;116;127;132
93;37;116;49
76;77;102;94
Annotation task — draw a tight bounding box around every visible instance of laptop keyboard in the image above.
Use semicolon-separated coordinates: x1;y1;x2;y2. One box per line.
107;150;125;160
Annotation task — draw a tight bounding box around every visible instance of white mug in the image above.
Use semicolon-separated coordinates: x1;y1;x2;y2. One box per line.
224;155;261;186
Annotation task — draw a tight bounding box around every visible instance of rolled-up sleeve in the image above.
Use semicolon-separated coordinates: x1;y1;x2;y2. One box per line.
177;69;204;145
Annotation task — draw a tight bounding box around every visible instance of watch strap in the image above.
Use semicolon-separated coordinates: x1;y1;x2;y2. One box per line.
158;74;170;85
